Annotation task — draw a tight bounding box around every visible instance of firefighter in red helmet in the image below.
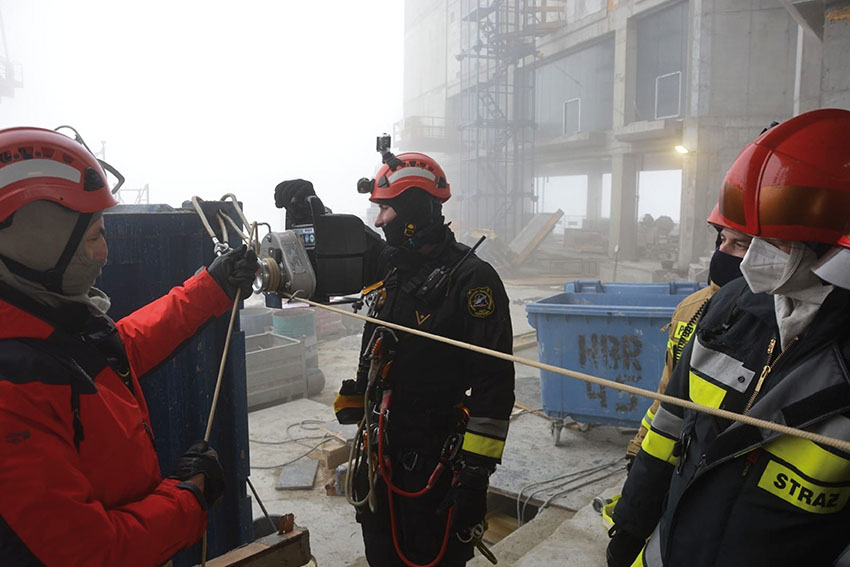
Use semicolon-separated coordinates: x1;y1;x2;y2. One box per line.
608;108;850;567
0;126;256;566
275;145;514;566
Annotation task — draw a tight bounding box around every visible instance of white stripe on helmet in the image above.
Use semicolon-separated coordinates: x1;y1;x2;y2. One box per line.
387;166;436;184
0;159;81;189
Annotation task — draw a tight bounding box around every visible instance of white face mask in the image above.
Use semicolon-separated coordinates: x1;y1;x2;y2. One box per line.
740;237;803;294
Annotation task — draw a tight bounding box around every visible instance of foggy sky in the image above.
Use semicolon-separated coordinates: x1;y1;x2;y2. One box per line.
1;0;403;230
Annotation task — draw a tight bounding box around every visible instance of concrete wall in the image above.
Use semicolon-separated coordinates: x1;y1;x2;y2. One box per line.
400;0;847;268
677;0;798;268
403;0;450;118
822;0;850;109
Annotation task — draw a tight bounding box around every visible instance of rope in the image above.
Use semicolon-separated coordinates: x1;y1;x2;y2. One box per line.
193;205;258;567
284;294;850;455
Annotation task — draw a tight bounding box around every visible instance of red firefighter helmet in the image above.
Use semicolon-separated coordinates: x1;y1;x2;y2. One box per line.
706;203;731;229
0;126;118;222
368;152;450;203
714;108;850;244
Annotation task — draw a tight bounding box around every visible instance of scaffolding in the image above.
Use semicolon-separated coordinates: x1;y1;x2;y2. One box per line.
457;0;559;239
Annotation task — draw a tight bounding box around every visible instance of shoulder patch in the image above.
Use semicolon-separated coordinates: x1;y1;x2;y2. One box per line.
467;287;495;318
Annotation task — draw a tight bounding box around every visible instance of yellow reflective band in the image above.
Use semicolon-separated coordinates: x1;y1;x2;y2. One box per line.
632;545;645;567
689;371;726;409
667;321;694;361
758;460;850;514
641;407;656;431
641;429;679;466
462;432;505;459
601;494;620;526
333;394;364;413
765;436;850;484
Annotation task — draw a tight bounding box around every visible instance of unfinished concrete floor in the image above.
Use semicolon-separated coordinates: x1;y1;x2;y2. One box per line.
244;283;631;567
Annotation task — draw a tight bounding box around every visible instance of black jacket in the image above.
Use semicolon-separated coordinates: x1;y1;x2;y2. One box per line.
614;279;850;566
358;227;515;464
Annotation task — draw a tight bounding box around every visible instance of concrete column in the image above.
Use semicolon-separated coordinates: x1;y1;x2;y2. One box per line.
608;153;639;261
677;121;722;270
586;167;604;223
794;24;823;114
822;1;850;108
612;18;637;129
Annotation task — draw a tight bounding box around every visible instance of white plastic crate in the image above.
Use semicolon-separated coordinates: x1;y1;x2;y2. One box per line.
245;332;307;410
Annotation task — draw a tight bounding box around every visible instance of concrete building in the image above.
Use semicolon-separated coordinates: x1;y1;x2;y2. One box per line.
395;0;850;272
0;7;23;103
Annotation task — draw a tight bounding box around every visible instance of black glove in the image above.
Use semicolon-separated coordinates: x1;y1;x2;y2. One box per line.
274;179;315;225
438;464;491;534
208;245;258;300
606;526;645;567
169;440;226;510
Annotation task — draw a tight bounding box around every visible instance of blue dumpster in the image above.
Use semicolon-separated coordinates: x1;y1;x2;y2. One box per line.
97;203;252;566
525;280;702;428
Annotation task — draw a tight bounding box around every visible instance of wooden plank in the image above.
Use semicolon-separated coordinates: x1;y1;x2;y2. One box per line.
201;528;311;567
508;210;564;266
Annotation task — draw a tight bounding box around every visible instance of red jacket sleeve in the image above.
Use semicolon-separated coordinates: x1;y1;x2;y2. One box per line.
116;270;233;378
0;385;206;566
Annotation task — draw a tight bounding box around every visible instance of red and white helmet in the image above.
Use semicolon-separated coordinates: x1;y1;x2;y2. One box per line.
0;126;118;222
367;152;450;203
713;108;850;245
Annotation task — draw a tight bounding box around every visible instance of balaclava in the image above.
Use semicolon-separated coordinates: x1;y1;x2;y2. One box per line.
0;200;110;315
376;187;446;248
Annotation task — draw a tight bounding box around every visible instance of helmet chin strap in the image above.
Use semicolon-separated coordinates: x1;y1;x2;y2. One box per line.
0;212;93;294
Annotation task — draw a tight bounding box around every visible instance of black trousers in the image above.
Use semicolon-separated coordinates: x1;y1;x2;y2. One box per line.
355;452;474;567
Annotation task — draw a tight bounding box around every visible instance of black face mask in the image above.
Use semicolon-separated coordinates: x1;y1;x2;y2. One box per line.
381;215;411;247
377;188;445;249
708;248;744;287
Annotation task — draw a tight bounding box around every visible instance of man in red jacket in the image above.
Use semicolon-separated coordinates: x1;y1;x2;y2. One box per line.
0;127;256;566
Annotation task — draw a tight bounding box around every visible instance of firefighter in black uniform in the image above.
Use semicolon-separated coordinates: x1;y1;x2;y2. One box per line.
275;149;515;567
607;109;850;567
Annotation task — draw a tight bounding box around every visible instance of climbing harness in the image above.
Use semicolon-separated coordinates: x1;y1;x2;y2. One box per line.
345;325;470;567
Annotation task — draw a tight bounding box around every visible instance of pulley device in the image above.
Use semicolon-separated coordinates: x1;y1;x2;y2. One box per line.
191;191;369;305
258;194;368;305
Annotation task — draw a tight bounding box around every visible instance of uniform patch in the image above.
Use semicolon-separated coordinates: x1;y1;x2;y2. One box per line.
467;287;495;318
415;311;431;326
758;459;850;514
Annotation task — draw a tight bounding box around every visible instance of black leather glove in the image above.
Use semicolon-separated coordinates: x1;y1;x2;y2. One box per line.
606;526;645;567
274;179;316;225
438;464;491;535
207;245;257;300
169;441;226;510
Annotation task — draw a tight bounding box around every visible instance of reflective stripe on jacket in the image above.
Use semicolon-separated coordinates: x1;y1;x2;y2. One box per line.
626;283;718;459
615;279;850;567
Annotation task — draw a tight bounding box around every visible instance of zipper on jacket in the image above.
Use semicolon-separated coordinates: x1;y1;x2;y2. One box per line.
743;336;798;414
741;448;762;477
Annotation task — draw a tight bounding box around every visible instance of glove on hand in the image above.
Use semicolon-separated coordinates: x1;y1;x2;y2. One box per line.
606;526;645;567
274;179;316;225
208;245;257;300
438;465;491;534
170;440;226;510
